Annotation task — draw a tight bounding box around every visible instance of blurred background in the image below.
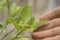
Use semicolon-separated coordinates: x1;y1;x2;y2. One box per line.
0;0;60;40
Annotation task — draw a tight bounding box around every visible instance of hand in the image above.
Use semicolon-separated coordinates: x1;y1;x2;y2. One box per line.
32;7;60;40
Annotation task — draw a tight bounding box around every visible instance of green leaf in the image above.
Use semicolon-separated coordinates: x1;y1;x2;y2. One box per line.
10;3;22;17
0;0;7;6
12;37;30;40
28;17;35;32
0;22;3;29
13;22;21;31
6;18;13;24
11;7;22;17
11;34;29;40
18;17;35;31
6;18;21;31
20;4;32;24
19;38;30;40
30;20;48;32
29;26;35;32
0;6;3;10
15;17;21;23
10;3;17;15
34;20;48;26
6;17;23;32
27;17;35;26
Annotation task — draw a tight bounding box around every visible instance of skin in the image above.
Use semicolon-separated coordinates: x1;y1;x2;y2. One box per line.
32;7;60;40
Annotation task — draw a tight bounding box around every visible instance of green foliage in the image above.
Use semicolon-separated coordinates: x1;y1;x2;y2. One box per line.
29;20;48;32
19;38;30;40
34;20;48;26
10;3;17;16
0;0;48;40
10;3;22;17
19;4;32;24
0;6;3;10
0;0;7;10
0;0;7;6
0;22;3;29
27;17;35;26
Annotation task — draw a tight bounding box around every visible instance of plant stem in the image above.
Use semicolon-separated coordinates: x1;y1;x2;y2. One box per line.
1;28;15;40
4;0;10;38
15;29;25;38
16;30;23;37
7;0;10;16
